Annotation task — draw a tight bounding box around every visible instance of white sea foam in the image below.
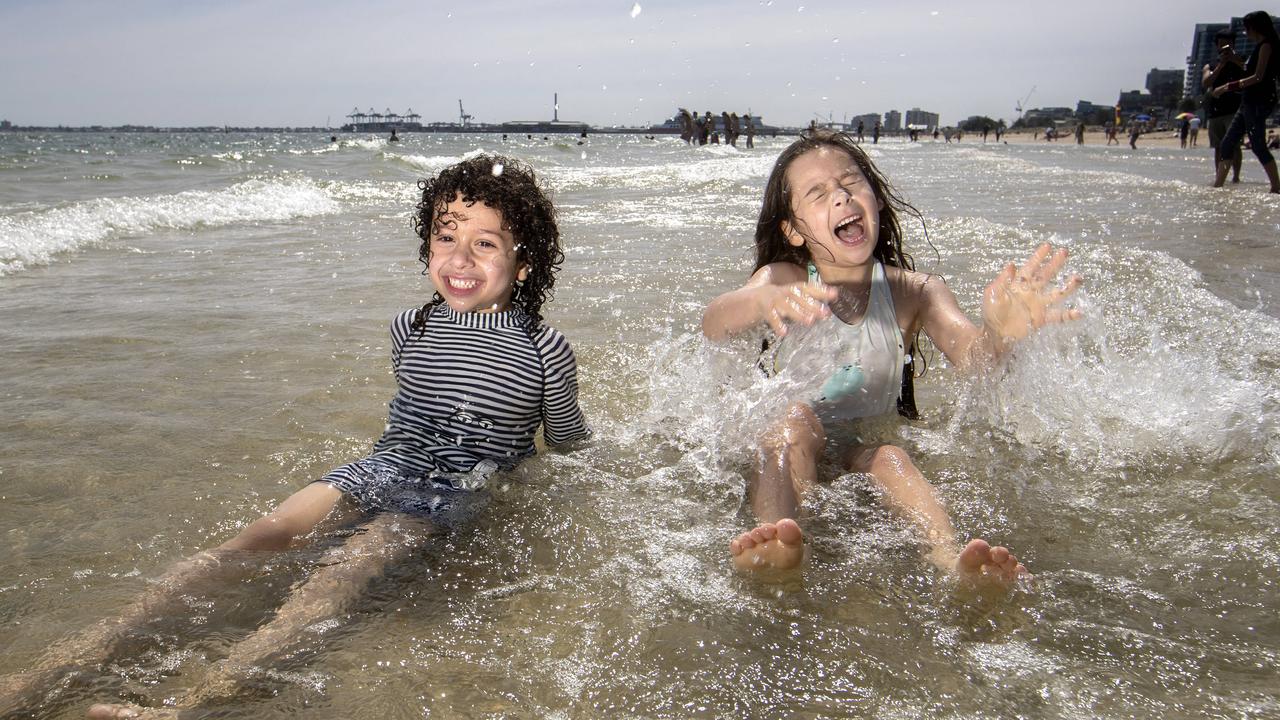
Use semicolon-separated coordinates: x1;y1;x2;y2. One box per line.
0;175;341;275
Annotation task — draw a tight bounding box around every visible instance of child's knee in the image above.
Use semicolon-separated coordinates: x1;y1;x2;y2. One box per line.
226;515;305;551
778;402;826;450
871;444;915;473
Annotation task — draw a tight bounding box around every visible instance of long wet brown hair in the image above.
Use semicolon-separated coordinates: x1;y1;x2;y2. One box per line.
754;128;920;273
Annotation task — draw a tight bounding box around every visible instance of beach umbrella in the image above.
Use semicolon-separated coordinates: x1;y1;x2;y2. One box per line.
1175;112;1195;119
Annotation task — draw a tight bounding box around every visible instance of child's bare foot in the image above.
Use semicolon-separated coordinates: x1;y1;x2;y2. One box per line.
951;538;1027;588
730;519;804;572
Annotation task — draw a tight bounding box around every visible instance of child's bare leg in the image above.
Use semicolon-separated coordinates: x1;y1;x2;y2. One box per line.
86;512;430;719
0;550;243;716
731;403;825;573
0;484;345;717
844;444;1026;587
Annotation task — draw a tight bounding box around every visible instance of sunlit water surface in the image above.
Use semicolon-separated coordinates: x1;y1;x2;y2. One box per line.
1;132;1277;718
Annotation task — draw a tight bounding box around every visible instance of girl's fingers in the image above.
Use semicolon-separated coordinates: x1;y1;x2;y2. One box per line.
1018;243;1053;280
801;282;838;304
765;307;787;336
1045;275;1084;305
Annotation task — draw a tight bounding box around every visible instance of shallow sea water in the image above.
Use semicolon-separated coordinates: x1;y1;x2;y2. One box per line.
1;131;1277;718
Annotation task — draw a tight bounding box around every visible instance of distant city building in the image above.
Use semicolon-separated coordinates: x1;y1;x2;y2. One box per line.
884;110;902;132
1075;101;1113;122
848;113;880;132
904;107;939;130
1116;89;1150;115
1145;68;1185;108
0;120;10;130
1023;107;1075;125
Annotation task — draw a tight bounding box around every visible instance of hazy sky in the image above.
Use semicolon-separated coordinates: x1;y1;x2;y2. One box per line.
0;0;1268;128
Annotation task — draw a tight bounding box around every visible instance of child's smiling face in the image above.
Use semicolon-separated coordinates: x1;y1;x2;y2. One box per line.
782;146;884;270
427;196;528;314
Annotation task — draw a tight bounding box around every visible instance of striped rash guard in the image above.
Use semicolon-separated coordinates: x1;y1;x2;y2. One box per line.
321;303;590;495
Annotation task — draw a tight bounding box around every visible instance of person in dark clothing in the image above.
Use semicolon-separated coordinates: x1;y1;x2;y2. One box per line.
1204;29;1247;183
1211;11;1280;192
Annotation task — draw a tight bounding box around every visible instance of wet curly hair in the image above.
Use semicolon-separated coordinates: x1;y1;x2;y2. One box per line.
410;154;564;330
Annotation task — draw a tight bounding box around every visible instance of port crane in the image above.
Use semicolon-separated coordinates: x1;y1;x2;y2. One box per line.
1015;86;1036;119
458;99;472;128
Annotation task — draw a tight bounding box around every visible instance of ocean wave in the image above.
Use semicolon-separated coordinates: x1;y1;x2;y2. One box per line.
0;175;341;275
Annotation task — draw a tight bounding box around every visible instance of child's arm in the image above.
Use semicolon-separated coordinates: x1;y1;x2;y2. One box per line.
918;243;1082;370
702;263;837;341
537;329;591;447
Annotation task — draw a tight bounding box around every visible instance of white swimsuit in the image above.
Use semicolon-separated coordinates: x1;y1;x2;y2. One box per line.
772;262;906;421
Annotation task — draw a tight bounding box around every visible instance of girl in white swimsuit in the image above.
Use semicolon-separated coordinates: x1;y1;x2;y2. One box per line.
703;129;1083;586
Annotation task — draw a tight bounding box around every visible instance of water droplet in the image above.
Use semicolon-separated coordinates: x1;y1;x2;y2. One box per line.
931;10;939;15
630;2;642;18
832;37;839;43
491;162;504;176
797;5;805;11
601;84;608;90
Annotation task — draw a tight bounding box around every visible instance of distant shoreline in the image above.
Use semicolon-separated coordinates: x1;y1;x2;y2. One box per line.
0;125;1206;149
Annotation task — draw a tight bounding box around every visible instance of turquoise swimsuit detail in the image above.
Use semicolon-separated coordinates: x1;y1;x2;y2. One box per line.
772;262;906;421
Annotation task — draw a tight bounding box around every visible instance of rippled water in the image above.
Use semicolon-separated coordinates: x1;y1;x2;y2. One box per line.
1;131;1277;718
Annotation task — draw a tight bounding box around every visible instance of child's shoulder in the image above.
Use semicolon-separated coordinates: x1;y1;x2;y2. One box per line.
751;261;808;285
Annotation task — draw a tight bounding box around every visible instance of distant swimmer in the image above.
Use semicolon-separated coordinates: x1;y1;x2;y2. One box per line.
389;128;400;142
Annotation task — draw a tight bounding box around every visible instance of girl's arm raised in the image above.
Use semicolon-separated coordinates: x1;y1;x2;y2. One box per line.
702;263;836;342
919;243;1082;370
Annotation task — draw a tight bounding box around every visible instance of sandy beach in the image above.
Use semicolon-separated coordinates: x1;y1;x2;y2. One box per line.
952;127;1211;149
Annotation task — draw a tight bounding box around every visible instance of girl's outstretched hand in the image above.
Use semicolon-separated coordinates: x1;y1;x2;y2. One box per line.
982;243;1083;350
759;281;838;337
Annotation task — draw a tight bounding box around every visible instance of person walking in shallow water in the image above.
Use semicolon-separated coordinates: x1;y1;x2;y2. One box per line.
1211;11;1280;193
1204;29;1247;184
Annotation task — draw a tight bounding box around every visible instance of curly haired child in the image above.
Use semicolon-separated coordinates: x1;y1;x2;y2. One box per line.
0;154;589;719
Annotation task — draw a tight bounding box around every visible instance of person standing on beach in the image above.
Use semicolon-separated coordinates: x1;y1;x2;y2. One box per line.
872;119;881;144
1076;122;1085;145
678;108;695;144
856;119;865;143
1179;116;1191;148
1210;11;1280;193
1204;29;1247;184
744;113;756;148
